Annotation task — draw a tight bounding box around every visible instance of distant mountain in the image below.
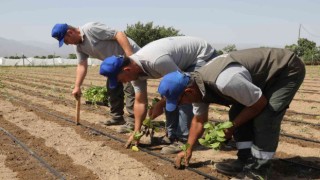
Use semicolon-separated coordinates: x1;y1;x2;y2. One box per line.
210;42;282;51
0;36;282;58
0;37;74;57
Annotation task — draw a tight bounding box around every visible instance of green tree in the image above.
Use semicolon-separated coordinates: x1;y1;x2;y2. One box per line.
68;54;77;59
285;38;320;65
125;21;183;47
215;50;224;56
222;44;237;53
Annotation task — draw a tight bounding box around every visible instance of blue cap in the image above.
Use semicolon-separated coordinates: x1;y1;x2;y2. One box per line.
100;56;124;89
51;23;68;47
158;71;190;111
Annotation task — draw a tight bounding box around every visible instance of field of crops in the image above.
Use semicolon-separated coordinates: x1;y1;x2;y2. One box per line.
0;66;319;179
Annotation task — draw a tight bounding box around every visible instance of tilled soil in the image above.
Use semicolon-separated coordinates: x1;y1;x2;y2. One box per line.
0;66;320;179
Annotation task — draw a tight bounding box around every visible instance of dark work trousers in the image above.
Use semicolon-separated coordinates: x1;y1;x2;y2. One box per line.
229;56;305;161
106;80;135;123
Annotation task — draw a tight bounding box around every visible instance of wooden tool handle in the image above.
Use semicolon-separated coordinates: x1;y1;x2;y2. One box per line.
76;97;81;125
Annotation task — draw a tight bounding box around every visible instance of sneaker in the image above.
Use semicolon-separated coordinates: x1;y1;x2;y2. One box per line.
102;118;125;126
161;136;174;145
151;136;174;145
117;122;134;133
214;159;246;176
160;141;184;154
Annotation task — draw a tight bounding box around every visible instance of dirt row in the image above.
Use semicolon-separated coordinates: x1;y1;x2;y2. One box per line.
1;66;320;179
2;77;320;141
3;81;320;162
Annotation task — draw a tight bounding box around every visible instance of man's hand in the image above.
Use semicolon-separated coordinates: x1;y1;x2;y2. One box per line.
148;101;164;120
125;132;139;148
72;86;81;100
224;126;235;140
174;149;192;169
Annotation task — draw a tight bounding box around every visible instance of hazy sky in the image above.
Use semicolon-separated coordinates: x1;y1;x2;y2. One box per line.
1;0;319;47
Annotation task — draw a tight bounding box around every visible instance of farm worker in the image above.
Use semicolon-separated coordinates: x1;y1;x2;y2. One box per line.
51;22;140;133
158;48;305;179
99;36;217;154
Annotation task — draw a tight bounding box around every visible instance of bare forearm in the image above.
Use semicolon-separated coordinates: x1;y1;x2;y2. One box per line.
75;62;87;88
187;114;208;150
133;100;148;132
115;32;133;57
233;95;267;127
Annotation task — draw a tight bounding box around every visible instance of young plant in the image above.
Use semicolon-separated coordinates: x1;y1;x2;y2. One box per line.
141;97;161;138
128;97;161;150
198;121;233;150
83;86;108;106
131;131;144;151
175;143;190;169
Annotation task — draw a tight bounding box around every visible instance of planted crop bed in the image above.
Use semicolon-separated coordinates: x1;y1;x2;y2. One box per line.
0;66;319;179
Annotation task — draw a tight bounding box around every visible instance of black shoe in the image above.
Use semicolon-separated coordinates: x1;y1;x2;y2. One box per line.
214;159;246;176
102;118;125;126
240;157;271;180
242;169;269;180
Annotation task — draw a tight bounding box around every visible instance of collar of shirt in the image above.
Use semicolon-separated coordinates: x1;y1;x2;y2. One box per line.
190;72;206;99
130;54;151;78
79;26;85;42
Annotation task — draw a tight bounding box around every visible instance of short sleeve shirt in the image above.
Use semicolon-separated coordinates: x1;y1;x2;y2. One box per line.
75;22;140;61
193;63;262;115
129;36;216;93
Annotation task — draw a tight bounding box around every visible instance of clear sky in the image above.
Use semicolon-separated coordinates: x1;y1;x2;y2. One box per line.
0;0;319;47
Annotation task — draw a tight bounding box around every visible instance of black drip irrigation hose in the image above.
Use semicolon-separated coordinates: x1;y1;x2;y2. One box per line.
4;95;320;177
283;119;320;127
277;158;320;171
0;127;65;180
6;96;219;180
281;133;320;144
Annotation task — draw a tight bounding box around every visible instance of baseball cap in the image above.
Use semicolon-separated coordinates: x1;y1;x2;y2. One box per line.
158;71;190;111
99;56;124;89
51;23;68;47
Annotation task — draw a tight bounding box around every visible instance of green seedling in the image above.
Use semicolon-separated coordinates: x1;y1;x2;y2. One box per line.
141;97;161;137
175;143;190;169
128;97;161;150
133;131;144;141
198;121;233;150
83;86;108;106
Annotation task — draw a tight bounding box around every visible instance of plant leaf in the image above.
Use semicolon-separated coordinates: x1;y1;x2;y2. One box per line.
219;121;233;129
131;145;139;152
216;130;225;137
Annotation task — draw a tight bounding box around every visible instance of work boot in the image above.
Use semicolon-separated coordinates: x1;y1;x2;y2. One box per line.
102;118;125;126
215;148;252;176
160;141;184;154
241;157;271;180
117;122;134;133
214;159;246;176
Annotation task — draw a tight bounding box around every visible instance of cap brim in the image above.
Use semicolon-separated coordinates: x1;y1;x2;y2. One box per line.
59;38;64;47
166;99;178;112
108;76;119;89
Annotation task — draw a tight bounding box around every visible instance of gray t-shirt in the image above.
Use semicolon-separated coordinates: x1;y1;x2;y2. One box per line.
193;62;262;115
129;36;216;92
75;22;140;61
